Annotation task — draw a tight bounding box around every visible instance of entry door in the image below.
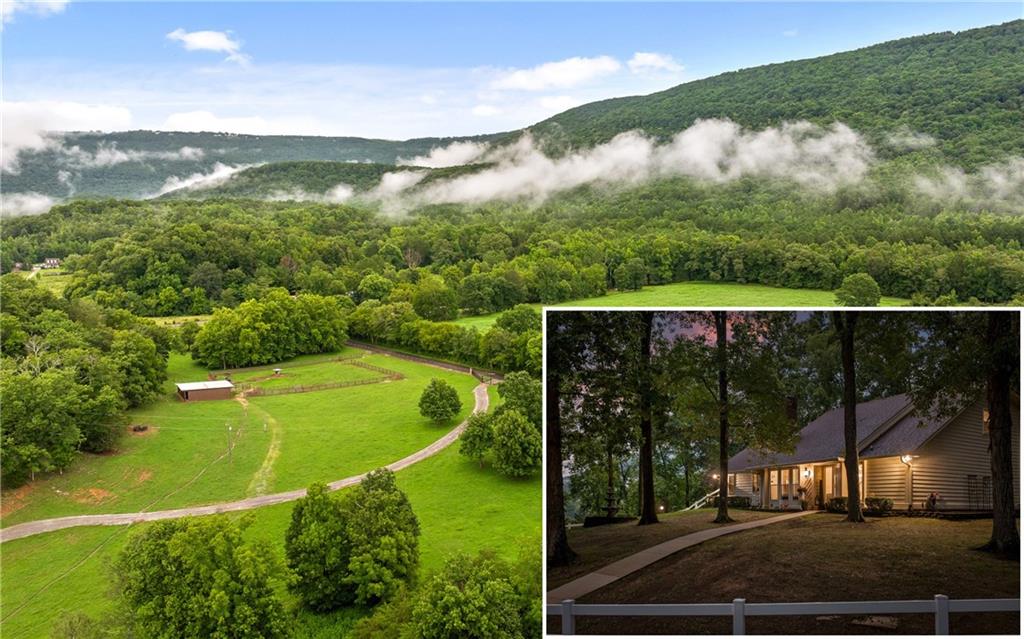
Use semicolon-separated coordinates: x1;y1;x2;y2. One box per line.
814;466;825;509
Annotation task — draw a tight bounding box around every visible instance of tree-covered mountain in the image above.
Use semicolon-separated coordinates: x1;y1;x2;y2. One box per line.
529;20;1023;167
3;131;503;199
3;20;1021;202
157;161;492;200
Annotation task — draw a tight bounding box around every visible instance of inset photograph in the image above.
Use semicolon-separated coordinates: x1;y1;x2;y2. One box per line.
545;310;1020;635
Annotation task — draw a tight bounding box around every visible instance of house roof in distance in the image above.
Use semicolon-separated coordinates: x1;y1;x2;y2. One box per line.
729;394;950;471
175;380;234;392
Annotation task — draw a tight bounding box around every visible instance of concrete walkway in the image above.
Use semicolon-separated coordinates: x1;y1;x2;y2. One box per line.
547;510;814;603
0;383;489;544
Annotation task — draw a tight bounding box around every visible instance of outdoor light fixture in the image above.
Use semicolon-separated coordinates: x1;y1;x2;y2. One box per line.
803;469;811;478
900;454;913;464
712;473;720;480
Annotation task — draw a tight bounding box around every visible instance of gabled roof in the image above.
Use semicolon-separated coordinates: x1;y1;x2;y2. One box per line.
175;380;234;392
729;394;949;471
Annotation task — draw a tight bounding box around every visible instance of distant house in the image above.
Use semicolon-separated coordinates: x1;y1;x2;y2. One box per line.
728;395;1020;512
12;262;24;271
42;257;61;269
175;380;234;401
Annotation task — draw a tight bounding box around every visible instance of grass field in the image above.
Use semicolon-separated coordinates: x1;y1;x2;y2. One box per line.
0;378;536;639
556;514;1018;635
1;349;477;526
451;281;908;329
148;314;213;327
231;359;386;389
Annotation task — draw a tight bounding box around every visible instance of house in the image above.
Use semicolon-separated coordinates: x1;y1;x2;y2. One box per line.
42;257;61;269
175;380;234;401
728;395;1020;512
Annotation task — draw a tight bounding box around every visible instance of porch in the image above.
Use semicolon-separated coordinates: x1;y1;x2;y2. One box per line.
732;460;866;511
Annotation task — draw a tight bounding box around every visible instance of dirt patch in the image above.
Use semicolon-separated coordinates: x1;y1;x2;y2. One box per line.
1;483;37;517
128;424;158;437
136;470;153;484
72;488;115;504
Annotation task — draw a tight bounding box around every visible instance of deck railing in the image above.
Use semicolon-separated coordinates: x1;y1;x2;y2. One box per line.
682;488;719;511
547;595;1019;635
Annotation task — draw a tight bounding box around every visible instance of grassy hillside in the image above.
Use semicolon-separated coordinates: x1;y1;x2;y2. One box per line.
529;20;1024;167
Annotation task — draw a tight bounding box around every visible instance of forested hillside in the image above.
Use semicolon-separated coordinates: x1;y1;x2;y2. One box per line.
529;20;1024;166
3;130;502;199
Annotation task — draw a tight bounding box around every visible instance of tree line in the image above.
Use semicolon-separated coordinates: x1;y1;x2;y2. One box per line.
0;275;173;487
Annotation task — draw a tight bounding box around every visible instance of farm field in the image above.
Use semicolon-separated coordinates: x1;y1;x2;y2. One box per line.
1;349;478;527
1;445;539;639
450;281;909;329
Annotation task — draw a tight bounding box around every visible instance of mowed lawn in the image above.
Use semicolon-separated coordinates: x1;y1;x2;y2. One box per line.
451;281;908;329
548;508;783;588
0;393;538;639
232;358;386;390
1;349;478;525
558;514;1019;635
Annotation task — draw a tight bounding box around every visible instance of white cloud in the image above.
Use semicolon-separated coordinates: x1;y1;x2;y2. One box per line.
492;55;622;91
153;162;258;197
62;143;205;168
383;119;874;207
782;29;799;38
267;183;354;203
166;28;250;65
627;52;684;74
1;100;133;173
886;127;935;151
914;157;1024;213
1;0;68;28
472;104;502;117
397;140;490;168
1;192;57;216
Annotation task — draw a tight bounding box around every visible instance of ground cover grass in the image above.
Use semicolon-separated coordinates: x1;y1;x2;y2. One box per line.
1;386;538;639
1;348;477;525
34;271;73;296
558;514;1019;635
231;359;384;390
548;507;782;588
451;281;908;329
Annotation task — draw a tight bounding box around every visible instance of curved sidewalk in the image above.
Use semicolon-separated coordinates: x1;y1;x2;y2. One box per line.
547;510;814;603
1;383;489;544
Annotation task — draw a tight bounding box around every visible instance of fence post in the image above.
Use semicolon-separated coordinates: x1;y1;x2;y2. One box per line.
562;599;576;635
732;598;746;635
934;594;949;635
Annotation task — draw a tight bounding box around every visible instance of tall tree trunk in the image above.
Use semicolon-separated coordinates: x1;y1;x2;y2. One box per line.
546;369;576;565
714;311;734;524
638;312;659;525
983;311;1019;558
834;311;865;523
684;460;690;507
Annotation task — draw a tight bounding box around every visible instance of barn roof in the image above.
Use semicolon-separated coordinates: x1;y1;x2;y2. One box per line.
729;394;951;471
176;380;234;392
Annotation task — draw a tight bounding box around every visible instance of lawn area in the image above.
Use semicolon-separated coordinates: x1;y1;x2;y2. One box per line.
34;270;73;296
548;508;782;588
0;411;538;639
147;313;213;327
231;359;385;390
451;281;907;329
559;514;1019;635
1;348;478;525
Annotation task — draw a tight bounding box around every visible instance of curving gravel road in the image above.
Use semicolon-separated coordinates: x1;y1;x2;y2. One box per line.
0;383;489;544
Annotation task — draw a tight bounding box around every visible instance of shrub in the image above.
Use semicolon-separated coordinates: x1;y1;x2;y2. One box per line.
864;496;894;513
826;496;848;513
410;551;522;639
345;468;421;605
116;517;289;639
492;409;542;478
714;495;752;508
835;273;881;306
285;482;356;611
459;412;494;467
419;378;462;423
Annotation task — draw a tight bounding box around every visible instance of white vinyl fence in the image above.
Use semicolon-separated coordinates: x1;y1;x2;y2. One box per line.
547;595;1019;635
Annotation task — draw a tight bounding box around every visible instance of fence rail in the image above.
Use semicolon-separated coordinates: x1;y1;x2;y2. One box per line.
546;595;1019;635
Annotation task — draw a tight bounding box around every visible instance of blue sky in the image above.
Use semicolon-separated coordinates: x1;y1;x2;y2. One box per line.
2;1;1020;140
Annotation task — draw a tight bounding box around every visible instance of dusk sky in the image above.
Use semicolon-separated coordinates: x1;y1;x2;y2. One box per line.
3;1;1019;139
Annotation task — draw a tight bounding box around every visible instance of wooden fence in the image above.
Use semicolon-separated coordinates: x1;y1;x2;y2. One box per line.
238;361;403;397
547;596;1019;635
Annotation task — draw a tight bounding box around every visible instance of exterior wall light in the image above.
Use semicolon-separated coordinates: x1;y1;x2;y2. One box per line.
803;469;812;478
712;473;720;480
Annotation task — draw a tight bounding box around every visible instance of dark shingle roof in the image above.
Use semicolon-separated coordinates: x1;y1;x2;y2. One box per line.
729;394;938;471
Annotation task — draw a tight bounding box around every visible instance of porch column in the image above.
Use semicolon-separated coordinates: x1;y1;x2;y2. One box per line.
760;470;768;507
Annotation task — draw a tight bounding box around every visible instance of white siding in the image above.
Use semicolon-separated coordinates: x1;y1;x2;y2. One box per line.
735;472;755;493
911;399;1020;510
864;456;909;509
